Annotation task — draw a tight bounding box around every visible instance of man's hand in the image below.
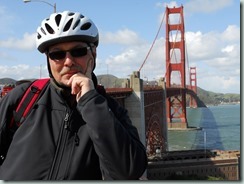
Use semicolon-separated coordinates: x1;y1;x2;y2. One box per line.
67;59;94;101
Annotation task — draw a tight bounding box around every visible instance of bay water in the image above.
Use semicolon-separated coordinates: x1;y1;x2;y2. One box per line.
168;104;240;151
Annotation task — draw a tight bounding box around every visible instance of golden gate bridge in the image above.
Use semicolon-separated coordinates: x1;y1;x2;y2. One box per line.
104;5;206;157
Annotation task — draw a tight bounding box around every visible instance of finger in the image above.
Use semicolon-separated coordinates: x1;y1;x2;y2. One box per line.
67;73;78;89
70;77;82;95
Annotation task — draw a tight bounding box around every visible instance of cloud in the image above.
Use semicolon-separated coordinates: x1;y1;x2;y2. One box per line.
221;25;240;42
100;28;145;45
156;1;178;8
185;25;239;63
102;46;148;77
186;31;224;60
96;34;167;79
0;33;36;50
0;64;48;80
184;0;233;13
198;75;240;94
185;25;239;93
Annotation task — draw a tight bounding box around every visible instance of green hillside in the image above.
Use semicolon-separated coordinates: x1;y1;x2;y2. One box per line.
0;78;16;85
197;87;240;106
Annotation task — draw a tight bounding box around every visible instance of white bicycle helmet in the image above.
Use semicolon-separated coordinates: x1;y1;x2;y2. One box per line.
36;11;99;53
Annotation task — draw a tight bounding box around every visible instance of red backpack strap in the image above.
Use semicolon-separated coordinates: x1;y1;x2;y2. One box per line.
9;78;50;129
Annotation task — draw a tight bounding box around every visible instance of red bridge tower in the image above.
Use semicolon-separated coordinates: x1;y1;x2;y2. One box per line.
165;6;188;128
189;67;197;108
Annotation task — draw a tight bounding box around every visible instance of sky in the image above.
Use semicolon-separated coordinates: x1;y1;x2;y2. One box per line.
0;0;241;94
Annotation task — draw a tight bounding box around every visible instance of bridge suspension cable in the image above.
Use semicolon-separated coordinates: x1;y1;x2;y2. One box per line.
138;11;166;72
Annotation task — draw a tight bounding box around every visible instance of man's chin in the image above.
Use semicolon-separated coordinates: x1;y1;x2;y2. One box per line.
59;82;71;89
52;78;71;89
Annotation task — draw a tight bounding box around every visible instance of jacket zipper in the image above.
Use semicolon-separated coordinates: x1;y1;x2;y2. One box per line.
48;112;70;179
63;131;80;179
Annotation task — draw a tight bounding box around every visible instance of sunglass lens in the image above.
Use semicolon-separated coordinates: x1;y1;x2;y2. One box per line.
49;51;66;60
70;48;87;57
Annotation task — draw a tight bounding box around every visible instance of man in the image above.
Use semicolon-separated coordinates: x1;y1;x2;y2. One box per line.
0;11;147;180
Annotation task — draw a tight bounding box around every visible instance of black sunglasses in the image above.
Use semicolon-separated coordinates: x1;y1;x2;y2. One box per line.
48;47;90;61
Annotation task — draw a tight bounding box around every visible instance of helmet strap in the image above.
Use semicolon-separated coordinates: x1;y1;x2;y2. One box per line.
46;54;54;78
87;43;96;71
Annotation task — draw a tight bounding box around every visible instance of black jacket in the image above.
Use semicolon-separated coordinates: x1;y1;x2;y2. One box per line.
0;79;147;180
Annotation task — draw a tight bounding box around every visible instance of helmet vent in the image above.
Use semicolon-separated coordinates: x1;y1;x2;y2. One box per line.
80;22;91;30
63;18;73;32
68;12;75;16
37;33;41;39
55;14;62;26
40;27;46;35
73;19;80;30
45;23;55;34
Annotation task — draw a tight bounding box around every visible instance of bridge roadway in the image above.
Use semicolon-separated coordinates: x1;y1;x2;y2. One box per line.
106;86;205;107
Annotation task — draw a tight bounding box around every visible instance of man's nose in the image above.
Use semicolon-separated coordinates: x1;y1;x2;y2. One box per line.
64;52;76;66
